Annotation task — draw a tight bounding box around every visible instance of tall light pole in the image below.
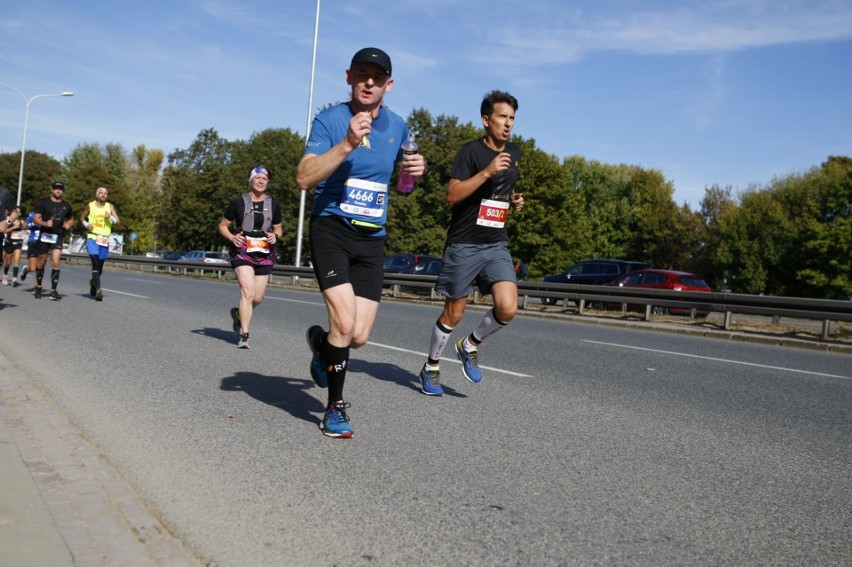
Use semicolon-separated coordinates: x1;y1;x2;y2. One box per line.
295;0;321;268
0;82;74;207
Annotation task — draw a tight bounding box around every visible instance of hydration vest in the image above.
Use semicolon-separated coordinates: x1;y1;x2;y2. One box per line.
241;194;273;233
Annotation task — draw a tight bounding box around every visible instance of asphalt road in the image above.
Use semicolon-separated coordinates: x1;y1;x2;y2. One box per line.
1;266;850;566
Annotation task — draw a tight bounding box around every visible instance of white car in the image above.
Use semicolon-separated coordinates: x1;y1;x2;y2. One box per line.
181;250;229;265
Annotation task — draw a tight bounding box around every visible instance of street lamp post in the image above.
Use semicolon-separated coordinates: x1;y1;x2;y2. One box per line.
295;0;321;269
0;82;74;207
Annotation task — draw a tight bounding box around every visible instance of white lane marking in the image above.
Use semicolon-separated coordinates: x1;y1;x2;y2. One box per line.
125;278;161;284
266;296;324;306
582;340;850;380
101;289;149;299
369;341;533;377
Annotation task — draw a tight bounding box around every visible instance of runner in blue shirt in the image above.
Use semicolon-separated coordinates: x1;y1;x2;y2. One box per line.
296;47;426;438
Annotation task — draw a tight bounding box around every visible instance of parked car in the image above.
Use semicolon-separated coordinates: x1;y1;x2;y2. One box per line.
181;250;229;265
596;269;711;315
541;259;651;305
400;258;443;294
163;251;184;261
383;253;441;274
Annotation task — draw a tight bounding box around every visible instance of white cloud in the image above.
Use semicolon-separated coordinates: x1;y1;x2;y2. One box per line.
478;1;852;64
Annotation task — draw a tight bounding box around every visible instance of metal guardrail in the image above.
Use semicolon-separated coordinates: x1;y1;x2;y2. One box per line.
64;254;851;340
517;280;852;338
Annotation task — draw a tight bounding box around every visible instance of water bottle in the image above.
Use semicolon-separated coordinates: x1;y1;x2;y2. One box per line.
397;131;418;194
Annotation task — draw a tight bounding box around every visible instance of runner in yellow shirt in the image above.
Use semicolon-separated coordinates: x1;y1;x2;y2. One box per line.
81;187;120;301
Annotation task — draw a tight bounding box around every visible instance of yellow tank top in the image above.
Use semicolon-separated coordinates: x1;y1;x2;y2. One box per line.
86;201;114;237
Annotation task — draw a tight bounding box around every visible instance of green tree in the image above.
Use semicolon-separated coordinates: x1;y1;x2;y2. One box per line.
564;157;633;262
124;145;165;254
716;187;793;294
160;128;234;251
773;156;851;298
510;148;590;278
696;185;737;288
0;150;64;211
625;167;680;266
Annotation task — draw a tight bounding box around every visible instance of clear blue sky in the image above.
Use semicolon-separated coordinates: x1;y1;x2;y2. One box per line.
2;0;851;208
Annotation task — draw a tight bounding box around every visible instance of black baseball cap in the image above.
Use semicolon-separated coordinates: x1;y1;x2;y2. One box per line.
350;47;392;76
51;181;65;190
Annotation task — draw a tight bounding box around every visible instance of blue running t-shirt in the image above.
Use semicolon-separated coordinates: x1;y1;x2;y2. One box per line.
305;103;408;237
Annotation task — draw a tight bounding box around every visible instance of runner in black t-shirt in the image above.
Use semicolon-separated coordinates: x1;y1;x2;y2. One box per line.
418;91;525;396
32;181;74;300
217;166;283;349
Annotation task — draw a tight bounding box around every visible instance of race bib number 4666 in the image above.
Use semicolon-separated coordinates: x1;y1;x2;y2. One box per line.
476;199;509;228
340;178;387;219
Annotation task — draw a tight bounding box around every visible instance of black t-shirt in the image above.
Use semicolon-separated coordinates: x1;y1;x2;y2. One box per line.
223;195;282;238
35;198;73;235
446;138;521;245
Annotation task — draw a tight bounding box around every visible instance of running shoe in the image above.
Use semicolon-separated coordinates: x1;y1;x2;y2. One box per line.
230;307;240;334
1;276;7;286
455;338;482;383
33;287;42;299
20;266;27;281
237;333;250;349
12;280;19;287
320;401;353;438
419;365;445;396
49;290;61;301
95;289;103;302
305;325;329;388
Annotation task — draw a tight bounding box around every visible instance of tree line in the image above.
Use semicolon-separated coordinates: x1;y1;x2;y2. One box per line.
0;107;849;299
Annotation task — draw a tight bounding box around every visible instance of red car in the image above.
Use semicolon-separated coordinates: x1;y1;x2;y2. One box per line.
598;269;711;316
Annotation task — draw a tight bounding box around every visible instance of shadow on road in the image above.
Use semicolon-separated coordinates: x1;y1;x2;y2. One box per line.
347;358;468;398
220;372;324;426
191;326;241;345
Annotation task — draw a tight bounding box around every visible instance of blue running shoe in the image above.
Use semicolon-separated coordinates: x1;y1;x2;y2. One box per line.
419;365;445;396
320;402;353;438
306;325;328;388
455;338;482;383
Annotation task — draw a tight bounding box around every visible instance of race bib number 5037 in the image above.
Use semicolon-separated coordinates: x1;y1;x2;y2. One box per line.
476;199;509;228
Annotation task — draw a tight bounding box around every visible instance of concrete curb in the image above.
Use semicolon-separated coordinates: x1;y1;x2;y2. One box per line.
0;351;202;567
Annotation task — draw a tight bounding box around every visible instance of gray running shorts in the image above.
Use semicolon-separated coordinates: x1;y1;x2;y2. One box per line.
436;242;516;299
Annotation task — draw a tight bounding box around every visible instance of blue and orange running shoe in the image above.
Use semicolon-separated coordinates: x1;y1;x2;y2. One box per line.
320;401;353;438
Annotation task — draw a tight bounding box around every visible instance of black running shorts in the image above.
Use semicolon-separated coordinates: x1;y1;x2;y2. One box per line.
231;260;273;276
309;215;385;302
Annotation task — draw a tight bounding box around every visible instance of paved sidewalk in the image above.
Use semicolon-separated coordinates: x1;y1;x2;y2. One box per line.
0;351;201;567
